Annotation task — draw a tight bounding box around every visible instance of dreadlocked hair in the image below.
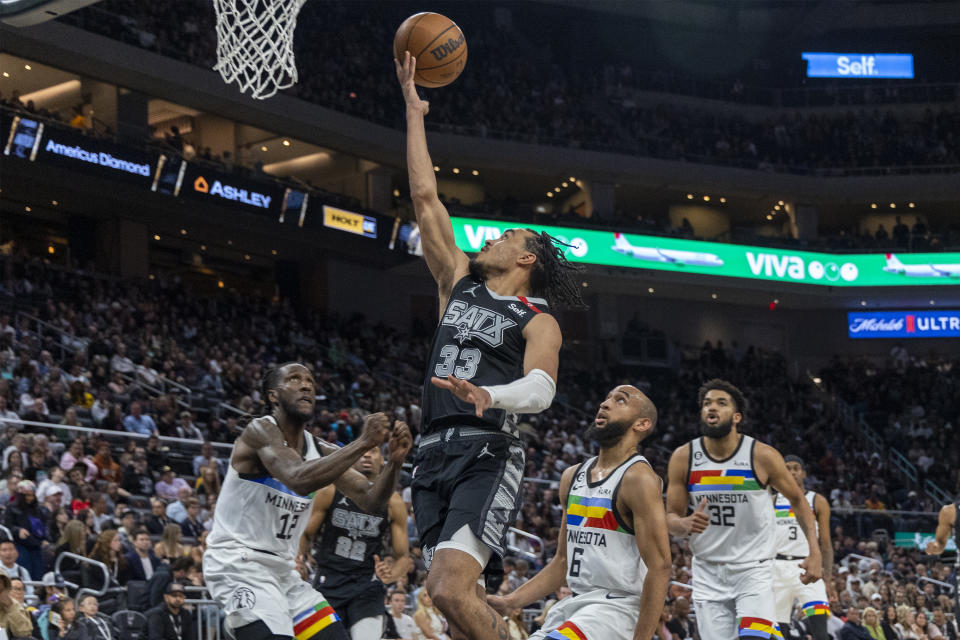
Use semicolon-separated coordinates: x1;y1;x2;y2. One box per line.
239;361;301;429
524;230;588;309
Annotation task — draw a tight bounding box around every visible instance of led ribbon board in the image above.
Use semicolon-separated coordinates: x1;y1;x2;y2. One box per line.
450;217;960;287
802;52;914;79
848;311;960;338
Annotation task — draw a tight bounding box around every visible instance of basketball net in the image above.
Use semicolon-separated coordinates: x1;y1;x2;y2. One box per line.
212;0;307;100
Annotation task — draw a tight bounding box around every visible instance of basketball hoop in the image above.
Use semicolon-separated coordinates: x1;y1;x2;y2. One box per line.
212;0;307;100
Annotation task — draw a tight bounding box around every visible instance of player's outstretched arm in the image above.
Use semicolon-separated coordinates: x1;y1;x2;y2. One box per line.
242;413;392;496
488;465;576;615
665;445;707;537
926;504;956;555
813;492;835;595
395;51;469;297
623;464;672;640
374;492;414;584
333;422;412;514
759;444;822;584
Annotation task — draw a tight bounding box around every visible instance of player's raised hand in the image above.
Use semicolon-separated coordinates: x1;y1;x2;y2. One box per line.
360;412;392;447
685;498;710;535
387;421;413;463
395;51;429;116
431;375;492;417
798;556;823;584
373;554;400;584
925;539;945;555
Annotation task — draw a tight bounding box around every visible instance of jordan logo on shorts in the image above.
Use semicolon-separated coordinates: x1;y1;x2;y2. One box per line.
477;442;494;459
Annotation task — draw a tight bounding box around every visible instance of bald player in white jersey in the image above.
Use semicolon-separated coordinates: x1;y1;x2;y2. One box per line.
203;362;412;640
488;385;670;640
666;379;821;640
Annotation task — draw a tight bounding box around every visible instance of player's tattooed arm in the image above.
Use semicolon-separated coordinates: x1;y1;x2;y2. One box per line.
242;413;391;496
334;421;413;514
925;503;956;555
623;464;672;640
758;444;822;584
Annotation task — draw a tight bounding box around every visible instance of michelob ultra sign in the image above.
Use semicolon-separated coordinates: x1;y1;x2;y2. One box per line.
450;217;960;287
848;311;960;339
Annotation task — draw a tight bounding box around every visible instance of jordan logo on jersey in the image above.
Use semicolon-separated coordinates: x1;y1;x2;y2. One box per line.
463;284;481;297
441;301;516;347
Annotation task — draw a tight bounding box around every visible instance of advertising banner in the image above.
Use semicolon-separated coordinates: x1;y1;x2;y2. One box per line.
181;163;283;214
323;205;378;238
894;531;956;551
802;52;914;78
449;217;960;287
848;311;960;338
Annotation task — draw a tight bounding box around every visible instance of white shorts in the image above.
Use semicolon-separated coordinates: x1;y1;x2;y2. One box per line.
204;546;342;638
530;588;641;640
691;557;782;640
772;559;830;623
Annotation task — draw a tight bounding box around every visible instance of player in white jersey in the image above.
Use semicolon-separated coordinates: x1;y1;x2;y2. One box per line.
772;455;834;640
203;362;412;640
488;385;670;640
665;379;821;640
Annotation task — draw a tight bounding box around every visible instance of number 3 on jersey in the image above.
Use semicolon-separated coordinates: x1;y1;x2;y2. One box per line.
434;344;481;380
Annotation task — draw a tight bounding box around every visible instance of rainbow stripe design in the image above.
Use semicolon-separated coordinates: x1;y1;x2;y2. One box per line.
802;601;830;617
689;469;761;492
566;495;628;533
738;617;783;638
293;600;340;639
774;504;795;518
547;621;588;640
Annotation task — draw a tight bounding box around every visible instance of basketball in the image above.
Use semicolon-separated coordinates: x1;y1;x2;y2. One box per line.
393;12;467;88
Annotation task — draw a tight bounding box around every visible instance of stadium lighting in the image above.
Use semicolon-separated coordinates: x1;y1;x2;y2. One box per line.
554;187;561;192
47;245;54;254
24;65;31;71
562;182;568;188
452;168;460;174
153;234;160;241
778;200;784;206
217;281;224;289
472;170;479;176
433;166;439;172
860;300;867;306
889;203;896;208
271;249;278;255
686;194;694;200
2;72;9;78
244;254;251;260
703;196;710;202
930;300;936;305
719;197;726;203
766;214;773;221
260;145;267;152
569;176;575;181
774;205;781;210
546;192;553;198
648;287;654;293
282;139;290;146
870;203;877;209
711;293;718;299
200;245;206;251
51;200;58;206
180;229;187;235
908;202;915;208
392;189;400;197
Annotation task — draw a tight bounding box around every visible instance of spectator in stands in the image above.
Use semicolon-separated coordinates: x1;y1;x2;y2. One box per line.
60;441;96;483
141;557;193;611
3;435;28;471
0;573;33;639
73;593;117;639
142;581;193;640
154;467;188;502
165;487;191;524
0;397;18;430
175;411;203;441
89;389;111;426
145;498;170;536
0;538;31;596
4;481;46;581
122;454;154;497
191;441;223;476
68;381;93;411
195;465;220;499
9;577;42;639
385;588;416;640
124;528;159;583
179;499;203;539
47;597;78;640
116;509;137;545
882;606;901;640
412;589;448;640
85;530;127;591
37;467;71;506
842;607;871;640
144;436;168;471
91;442;121;484
109;343;134;375
862;607;885;639
53;520;86;586
205;416;231;443
914;612;940;639
666;596;696;639
123;402;156;436
154;524;189;562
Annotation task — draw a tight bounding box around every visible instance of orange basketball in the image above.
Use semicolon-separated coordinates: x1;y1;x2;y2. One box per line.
393;12;467;88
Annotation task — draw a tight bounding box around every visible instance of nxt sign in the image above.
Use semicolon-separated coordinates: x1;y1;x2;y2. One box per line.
322;205;377;239
193;175;272;209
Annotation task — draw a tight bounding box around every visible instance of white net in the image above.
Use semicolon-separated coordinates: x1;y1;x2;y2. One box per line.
212;0;308;100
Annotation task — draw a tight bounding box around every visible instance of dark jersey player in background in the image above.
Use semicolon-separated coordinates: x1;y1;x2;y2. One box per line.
299;446;411;640
397;51;585;640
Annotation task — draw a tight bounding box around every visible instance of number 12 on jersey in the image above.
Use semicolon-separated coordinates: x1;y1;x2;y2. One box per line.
277;513;299;539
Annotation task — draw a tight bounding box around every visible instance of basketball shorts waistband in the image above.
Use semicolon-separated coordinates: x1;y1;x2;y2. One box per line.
419;425;519;450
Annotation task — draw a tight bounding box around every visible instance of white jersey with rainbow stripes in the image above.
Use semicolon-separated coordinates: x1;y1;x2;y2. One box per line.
774;490;817;557
564;454;649;596
687;435;776;564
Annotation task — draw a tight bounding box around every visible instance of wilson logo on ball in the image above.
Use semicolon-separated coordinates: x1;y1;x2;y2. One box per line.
429;34;465;61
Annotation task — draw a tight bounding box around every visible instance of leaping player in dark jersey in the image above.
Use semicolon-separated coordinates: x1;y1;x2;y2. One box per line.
926;499;959;616
396;51;585;640
299;445;411;640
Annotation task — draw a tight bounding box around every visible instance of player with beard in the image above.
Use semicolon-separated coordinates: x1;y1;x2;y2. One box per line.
772;456;835;640
488;385;671;640
204;363;412;640
665;379;821;640
396;52;585;640
299;445;412;640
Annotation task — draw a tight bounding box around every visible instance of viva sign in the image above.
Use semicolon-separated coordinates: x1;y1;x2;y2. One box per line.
450;217;960;287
